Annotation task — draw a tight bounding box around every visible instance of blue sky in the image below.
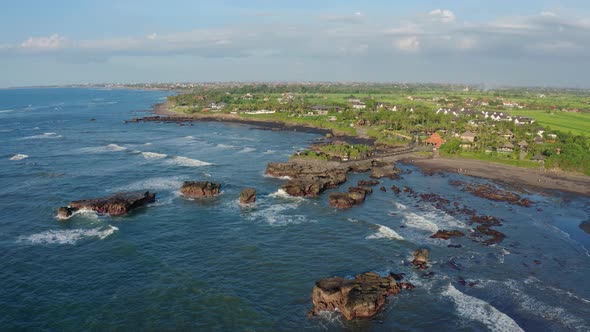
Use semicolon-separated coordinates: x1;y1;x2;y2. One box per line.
1;0;590;87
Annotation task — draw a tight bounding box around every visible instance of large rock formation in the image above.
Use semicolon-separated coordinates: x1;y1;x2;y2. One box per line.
329;192;366;209
181;181;221;197
430;230;465;240
412;248;429;270
370;161;402;179
240;188;256;204
580;221;590;235
451;181;534;207
358;179;379;187
58;191;156;218
266;160;348;197
309;272;414;320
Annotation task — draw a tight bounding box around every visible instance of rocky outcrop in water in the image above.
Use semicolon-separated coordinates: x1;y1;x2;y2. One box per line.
329;191;366;209
451;181;534;207
370;161;402;179
412;248;429;270
580;221;590;235
240;188;256;204
430;230;465;240
349;187;373;195
358;179;379;186
266;160;348;197
309;272;414;320
181;181;221;197
58;191;156;218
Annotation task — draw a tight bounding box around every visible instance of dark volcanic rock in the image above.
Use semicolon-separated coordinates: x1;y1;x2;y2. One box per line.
349;187;373;195
379;186;387;192
239;188;256;204
390;186;401;194
309;272;414;320
412;248;429;270
181;181;221;197
451;181;534;207
61;191;156;217
266;161;348;197
470;215;502;226
329;192;365;209
370;162;402;179
358;179;380;186
283;179;322;197
476;225;506;245
430;230;465;240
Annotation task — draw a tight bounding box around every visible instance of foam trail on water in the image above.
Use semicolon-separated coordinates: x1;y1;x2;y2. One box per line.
105;144;126;151
167;156;213;167
112;176;187;193
18;225;118;245
366;224;405;241
0;109;15;113
443;284;524;332
9;154;28;161
20;132;62;140
238;147;257;153
264;174;292;180
245;203;313;226
140;151;167;159
263;150;276;154
403;212;439;233
269;189;304;201
216;144;236;149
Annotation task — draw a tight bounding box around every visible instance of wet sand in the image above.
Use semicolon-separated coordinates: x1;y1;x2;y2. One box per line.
405;157;590;197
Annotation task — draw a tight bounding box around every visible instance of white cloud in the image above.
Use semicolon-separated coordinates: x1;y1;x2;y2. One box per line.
395;36;420;52
20;34;67;50
428;9;456;23
541;11;556;17
147;33;157;40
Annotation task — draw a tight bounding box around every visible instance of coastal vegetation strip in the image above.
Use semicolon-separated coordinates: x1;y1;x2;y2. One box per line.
161;83;590;176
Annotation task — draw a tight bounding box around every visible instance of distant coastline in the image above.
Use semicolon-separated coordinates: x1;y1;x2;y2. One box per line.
152;101;590;197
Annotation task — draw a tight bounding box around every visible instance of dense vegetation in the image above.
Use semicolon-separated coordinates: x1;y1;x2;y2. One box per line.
168;83;590;175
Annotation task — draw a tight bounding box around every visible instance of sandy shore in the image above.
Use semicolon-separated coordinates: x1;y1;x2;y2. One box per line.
153;102;590;197
405;157;590;197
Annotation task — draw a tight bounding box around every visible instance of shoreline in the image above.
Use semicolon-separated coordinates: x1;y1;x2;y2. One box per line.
152;102;590;197
403;157;590;197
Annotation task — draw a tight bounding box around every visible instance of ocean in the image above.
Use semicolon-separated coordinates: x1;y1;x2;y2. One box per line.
1;88;589;331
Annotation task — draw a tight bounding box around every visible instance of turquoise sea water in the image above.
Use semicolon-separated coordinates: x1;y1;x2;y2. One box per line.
1;88;589;331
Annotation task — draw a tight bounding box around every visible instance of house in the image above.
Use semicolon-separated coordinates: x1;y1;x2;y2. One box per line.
534;136;544;144
310;105;330;116
514;116;535;125
425;132;445;149
502;129;514;139
352;101;366;110
328;116;337;122
498;142;514;153
460;131;477;143
518;140;529;152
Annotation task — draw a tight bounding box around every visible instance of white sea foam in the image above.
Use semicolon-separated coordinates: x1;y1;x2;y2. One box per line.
501;280;589;330
238;147;257;153
9;154;28;161
443;284;524;332
105;143;126;151
263;150;276;154
184;136;195;140
21;132;62;140
18;225;118;245
112;176;188;193
0;109;15;113
269;189;304;201
167;156;213;167
392;202;408;210
264;174;292;180
366;224;405;241
140;151;168;159
245;203;312;226
216;143;236;149
403;212;440;233
55;208;101;221
143;142;153;146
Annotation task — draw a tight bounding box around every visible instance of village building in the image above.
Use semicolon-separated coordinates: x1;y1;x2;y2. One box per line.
460;131;477;143
425;132;445;149
518;140;529;152
498;141;514;153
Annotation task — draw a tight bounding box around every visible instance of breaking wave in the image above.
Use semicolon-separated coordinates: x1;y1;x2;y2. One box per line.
268;189;305;201
21;132;62;140
9;154;28;161
443;284;524;332
111;176;188;193
18;225;118;245
140;151;167;159
402;212;440;233
166;156;213;167
106;144;126;151
245;203;313;226
238;147;257;153
366;224;405;241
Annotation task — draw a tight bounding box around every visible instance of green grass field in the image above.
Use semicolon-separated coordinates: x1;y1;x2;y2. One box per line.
508;110;590;136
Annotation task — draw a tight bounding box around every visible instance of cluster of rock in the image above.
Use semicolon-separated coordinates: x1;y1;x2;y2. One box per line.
451;180;535;207
309;272;414;320
266;159;348;197
369;161;402;179
57;191;156;219
58;181;258;219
